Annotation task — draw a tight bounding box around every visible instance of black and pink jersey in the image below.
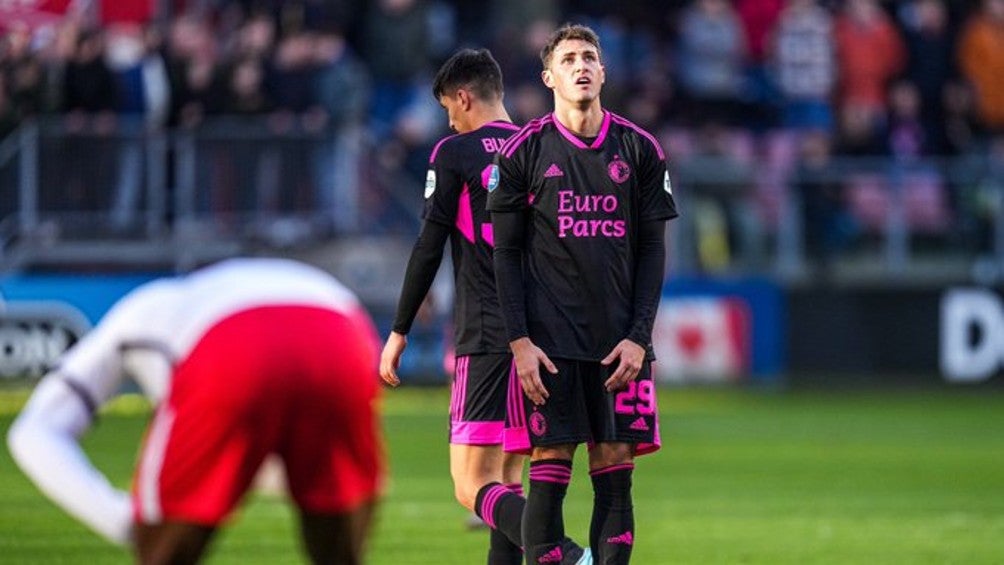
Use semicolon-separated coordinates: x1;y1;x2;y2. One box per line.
487;111;678;360
424;121;520;355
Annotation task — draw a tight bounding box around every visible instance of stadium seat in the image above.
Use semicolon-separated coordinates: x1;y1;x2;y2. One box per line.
844;174;889;232
763;129;801;174
752;130;803;229
902;171;952;233
844;171;952;235
725;129;755;164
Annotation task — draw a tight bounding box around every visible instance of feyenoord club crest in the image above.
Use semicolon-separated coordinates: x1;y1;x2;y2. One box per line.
608;157;630;184
530;411;547;436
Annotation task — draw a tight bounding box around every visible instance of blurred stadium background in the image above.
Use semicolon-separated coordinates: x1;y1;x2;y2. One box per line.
2;0;1004;563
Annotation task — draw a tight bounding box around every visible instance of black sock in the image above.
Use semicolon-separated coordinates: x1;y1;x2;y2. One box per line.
476;482;525;549
524;459;572;563
477;482;585;564
590;464;635;565
488;527;523;565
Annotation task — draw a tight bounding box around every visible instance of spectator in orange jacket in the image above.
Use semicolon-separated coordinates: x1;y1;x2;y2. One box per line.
834;0;906;125
958;0;1004;133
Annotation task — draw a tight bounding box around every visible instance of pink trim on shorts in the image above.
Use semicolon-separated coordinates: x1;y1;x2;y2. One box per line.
635;421;662;455
503;426;532;454
450;421;504;445
449;356;469;423
503;359;532;454
635;373;662;455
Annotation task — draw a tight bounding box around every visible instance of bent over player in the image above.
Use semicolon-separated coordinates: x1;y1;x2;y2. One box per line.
8;258;384;565
379;48;588;565
488;24;678;564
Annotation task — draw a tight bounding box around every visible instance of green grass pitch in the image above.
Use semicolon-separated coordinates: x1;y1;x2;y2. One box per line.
2;386;1003;564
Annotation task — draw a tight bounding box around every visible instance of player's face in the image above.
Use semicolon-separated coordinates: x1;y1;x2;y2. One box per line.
439;90;473;133
542;38;605;107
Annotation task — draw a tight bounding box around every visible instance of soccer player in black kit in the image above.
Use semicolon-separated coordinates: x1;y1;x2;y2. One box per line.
487;24;678;564
379;48;590;565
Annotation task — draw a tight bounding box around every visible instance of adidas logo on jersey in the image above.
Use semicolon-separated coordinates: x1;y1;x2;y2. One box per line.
537;545;564;562
607;531;634;545
544;163;565;178
629;417;649;431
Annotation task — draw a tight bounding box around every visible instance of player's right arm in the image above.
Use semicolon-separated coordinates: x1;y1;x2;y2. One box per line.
490;210;557;406
488;146;556;405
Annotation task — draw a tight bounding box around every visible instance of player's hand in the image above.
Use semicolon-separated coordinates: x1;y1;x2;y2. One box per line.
510;337;557;406
601;339;645;392
379;332;408;387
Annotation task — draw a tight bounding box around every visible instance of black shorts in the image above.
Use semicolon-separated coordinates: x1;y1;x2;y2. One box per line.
449;353;512;445
503;358;661;456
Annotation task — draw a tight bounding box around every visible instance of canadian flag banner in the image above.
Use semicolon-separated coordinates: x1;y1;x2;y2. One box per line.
652;297;751;383
0;0;72;30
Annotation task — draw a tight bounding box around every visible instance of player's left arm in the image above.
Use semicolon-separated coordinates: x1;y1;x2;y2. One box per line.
7;372;133;546
382;145;461;386
602;219;666;392
381;220;451;386
6;298;145;546
603;136;675;392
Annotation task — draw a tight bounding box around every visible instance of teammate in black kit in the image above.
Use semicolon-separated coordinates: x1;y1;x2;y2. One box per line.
379;48;589;565
487;24;678;565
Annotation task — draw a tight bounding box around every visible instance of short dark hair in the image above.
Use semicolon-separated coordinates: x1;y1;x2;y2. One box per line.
540;23;601;69
432;48;504;102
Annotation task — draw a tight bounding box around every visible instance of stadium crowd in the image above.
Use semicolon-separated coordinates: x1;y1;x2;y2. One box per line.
2;0;1004;271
